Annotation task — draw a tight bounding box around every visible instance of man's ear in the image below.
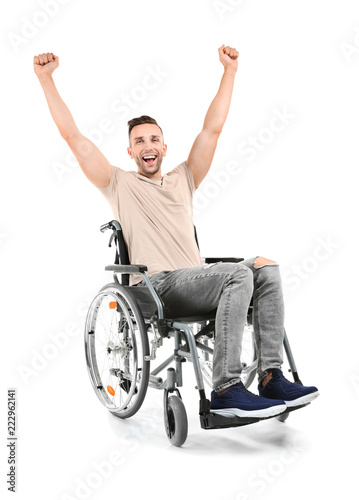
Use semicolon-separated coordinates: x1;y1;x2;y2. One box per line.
127;146;134;159
162;144;168;156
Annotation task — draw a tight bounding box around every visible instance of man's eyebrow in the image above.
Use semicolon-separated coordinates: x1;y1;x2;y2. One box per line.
133;135;161;141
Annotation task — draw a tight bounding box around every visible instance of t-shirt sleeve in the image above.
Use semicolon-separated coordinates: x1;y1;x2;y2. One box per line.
183;160;197;195
97;164;122;203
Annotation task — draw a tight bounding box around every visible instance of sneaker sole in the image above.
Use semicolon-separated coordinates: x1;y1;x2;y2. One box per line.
285;391;320;407
210;404;287;419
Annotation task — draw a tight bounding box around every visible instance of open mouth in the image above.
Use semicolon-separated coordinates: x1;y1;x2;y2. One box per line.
142;154;157;166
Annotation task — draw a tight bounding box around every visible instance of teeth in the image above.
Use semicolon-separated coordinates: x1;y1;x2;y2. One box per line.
143;155;156;160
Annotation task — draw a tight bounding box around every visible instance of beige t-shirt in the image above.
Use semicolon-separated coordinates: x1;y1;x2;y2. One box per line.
97;160;203;286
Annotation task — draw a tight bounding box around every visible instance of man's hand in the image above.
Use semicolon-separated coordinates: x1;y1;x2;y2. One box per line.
218;45;239;73
33;52;59;78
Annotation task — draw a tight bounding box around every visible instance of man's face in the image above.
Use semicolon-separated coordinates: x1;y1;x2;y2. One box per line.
127;123;167;178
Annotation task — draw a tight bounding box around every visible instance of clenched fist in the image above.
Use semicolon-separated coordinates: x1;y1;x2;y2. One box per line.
218;45;239;72
33;52;59;77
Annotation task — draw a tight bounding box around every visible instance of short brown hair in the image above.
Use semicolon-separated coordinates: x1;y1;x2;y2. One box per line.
127;115;163;143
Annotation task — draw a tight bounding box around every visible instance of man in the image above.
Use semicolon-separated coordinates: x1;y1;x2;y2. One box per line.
34;46;319;419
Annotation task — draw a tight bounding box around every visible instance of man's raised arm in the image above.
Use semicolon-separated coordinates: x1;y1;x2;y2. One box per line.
187;45;239;189
33;52;111;188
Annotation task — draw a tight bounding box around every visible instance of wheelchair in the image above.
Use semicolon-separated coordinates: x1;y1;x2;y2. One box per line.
84;220;308;447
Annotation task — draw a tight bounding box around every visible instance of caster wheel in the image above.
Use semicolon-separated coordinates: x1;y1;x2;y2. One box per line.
164;393;188;447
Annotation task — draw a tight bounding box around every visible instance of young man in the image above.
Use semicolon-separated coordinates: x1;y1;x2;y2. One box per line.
34;46;319;419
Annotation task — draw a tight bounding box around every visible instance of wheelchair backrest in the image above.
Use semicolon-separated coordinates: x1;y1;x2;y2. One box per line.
109;220;200;286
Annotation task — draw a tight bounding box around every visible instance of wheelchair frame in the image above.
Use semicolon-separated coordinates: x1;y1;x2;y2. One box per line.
84;220;306;447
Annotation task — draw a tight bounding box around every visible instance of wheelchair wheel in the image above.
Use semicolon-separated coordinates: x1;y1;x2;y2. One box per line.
164;393;188;447
198;321;257;390
85;282;150;419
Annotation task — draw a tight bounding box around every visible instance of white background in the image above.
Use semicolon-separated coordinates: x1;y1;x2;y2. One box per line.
1;0;358;499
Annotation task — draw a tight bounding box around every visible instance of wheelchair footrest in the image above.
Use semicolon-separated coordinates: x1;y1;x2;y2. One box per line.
200;402;311;430
200;411;267;430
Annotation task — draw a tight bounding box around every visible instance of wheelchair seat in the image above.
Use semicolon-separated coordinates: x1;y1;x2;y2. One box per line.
103;219;244;327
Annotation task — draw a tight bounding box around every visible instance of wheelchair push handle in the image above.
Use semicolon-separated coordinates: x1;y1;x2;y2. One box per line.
100;220;122;233
100;220;122;252
100;220;131;271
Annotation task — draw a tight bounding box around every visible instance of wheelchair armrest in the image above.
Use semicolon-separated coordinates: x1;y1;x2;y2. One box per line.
204;257;244;264
105;264;148;273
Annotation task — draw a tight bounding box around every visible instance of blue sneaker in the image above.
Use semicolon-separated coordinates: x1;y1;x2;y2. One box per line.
258;369;319;407
210;381;287;418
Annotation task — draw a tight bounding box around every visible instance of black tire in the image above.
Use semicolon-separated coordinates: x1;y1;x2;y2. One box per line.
164;395;188;447
85;282;150;419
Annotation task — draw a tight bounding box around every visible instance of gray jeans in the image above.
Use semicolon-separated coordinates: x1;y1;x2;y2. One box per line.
135;257;284;392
